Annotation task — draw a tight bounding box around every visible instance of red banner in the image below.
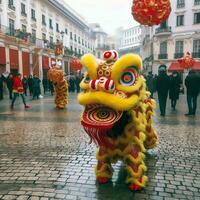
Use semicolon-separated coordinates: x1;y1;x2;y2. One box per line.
22;52;30;76
0;47;6;65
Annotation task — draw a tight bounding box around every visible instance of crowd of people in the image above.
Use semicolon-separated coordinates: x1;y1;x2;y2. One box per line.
0;68;199;115
145;65;200;117
0;72;82;104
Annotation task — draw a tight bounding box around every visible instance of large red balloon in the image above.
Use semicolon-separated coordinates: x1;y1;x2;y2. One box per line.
132;0;171;26
178;52;195;69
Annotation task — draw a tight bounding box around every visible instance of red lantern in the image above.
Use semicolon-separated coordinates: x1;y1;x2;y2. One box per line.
132;0;171;26
70;58;82;72
178;52;195;69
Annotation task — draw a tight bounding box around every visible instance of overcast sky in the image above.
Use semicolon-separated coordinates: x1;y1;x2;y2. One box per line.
64;0;138;35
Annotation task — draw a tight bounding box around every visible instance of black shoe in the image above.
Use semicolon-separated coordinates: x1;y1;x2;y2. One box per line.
185;113;193;116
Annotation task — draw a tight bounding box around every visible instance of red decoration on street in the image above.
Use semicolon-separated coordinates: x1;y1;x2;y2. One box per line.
178;52;195;69
70;58;82;72
55;43;63;56
132;0;171;26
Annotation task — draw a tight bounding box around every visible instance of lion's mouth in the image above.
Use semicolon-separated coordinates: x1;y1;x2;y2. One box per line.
81;104;123;147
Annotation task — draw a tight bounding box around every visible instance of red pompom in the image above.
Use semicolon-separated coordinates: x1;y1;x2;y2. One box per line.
132;0;171;26
178;52;195;69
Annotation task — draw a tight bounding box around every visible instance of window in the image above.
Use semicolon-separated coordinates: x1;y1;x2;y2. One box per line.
22;24;26;32
42;15;46;26
78;37;80;44
177;15;184;26
82;39;84;45
42;33;46;41
194;0;200;5
159;41;168;59
194;12;200;24
70;32;73;39
78;49;81;54
65;28;68;34
56;23;59;32
175;41;184;58
8;0;15;10
70;46;73;51
193;39;200;52
32;29;36;43
21;3;26;16
49;19;53;29
8;0;13;5
31;9;36;21
74;34;77;42
177;0;185;8
9;18;15;36
50;36;53;44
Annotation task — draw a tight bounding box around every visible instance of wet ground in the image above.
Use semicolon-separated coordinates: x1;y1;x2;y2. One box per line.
0;93;200;200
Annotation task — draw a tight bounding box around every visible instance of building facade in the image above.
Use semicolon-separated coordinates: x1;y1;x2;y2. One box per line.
141;0;200;74
115;26;142;57
90;23;109;59
0;0;95;78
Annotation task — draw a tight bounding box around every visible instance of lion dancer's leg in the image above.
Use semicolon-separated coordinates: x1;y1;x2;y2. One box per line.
144;99;158;149
125;131;147;191
96;147;113;184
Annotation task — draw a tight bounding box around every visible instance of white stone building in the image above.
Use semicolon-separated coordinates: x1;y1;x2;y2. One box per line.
115;26;142;57
141;0;200;74
90;23;109;59
0;0;95;78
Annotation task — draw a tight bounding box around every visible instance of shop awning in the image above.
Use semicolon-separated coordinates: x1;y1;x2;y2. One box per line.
192;62;200;71
22;52;30;76
168;62;184;72
9;49;19;69
42;56;49;69
0;47;6;65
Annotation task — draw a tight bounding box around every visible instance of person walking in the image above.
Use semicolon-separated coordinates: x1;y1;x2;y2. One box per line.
28;75;33;96
155;65;170;116
185;70;200;116
32;75;41;99
6;73;13;100
42;77;48;94
49;80;54;96
169;71;182;110
146;71;155;98
0;74;4;100
75;75;81;93
11;73;30;109
22;75;28;96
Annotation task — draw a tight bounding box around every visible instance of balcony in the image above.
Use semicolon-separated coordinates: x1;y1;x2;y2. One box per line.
158;54;168;59
8;4;15;11
194;0;200;5
177;3;185;8
174;53;184;58
155;26;172;36
192;52;200;58
21;12;27;17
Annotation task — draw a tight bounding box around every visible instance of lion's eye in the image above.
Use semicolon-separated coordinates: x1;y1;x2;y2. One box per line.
120;68;137;86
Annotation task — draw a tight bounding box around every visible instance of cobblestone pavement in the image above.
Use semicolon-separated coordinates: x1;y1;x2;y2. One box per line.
0;93;200;200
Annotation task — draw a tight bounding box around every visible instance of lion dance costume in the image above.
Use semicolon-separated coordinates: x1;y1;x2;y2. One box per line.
78;50;158;191
48;67;68;109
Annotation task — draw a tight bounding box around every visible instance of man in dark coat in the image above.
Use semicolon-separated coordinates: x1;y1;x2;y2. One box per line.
155;65;170;116
0;74;4;100
28;75;33;96
6;73;13;100
22;75;28;96
32;75;41;99
146;71;155;98
169;71;182;110
185;70;200;116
